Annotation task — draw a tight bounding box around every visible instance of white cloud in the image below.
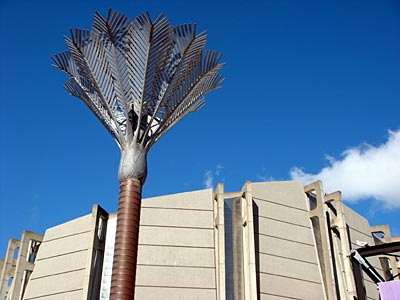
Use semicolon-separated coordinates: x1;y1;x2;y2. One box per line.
204;170;214;189
256;174;275;181
203;164;224;189
215;163;223;176
290;130;400;208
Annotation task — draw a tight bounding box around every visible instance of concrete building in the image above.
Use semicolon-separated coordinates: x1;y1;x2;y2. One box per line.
1;180;399;300
0;231;43;300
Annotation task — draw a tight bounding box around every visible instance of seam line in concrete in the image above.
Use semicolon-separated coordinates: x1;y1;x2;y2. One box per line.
140;224;214;230
141;206;213;212
138;243;215;249
135;285;216;290
42;230;91;243
257;251;318;266
253;197;308;212
255;232;314;247
36;249;87;262
348;226;375;238
24;288;83;300
259;271;322;284
255;214;311;229
259;292;308;300
29;268;86;281
137;264;215;269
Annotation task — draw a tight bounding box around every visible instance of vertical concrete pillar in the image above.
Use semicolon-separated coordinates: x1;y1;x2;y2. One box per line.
241;181;257;300
214;182;258;300
325;191;357;300
304;181;337;300
82;204;109;300
214;183;226;300
0;239;20;299
231;197;243;299
9;231;43;300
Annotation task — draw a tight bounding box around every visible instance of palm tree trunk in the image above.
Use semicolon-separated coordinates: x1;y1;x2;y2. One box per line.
110;178;142;300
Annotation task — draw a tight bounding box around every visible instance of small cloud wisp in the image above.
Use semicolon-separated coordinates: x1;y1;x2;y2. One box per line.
203;164;223;189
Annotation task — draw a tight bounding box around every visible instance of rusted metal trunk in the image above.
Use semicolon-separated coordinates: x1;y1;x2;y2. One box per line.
110;178;142;300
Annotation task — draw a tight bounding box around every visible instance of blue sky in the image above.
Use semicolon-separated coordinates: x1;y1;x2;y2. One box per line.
1;0;400;252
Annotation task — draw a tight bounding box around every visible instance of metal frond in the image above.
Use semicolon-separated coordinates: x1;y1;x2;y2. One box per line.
51;51;77;77
65;78;122;147
148;56;224;149
53;9;224;151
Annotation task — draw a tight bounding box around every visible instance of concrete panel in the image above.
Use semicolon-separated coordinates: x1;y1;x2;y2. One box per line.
136;265;216;289
100;212;217;300
29;251;87;278
366;256;383;271
142;189;213;211
36;232;90;258
24;269;85;299
347;228;374;246
137;245;215;268
252;181;325;299
43;214;92;241
365;278;379;299
138;226;214;248
140;207;214;229
253;198;311;228
256;234;318;264
255;216;314;245
259;294;304;300
260;294;309;300
259;273;324;300
251;181;309;210
343;205;371;232
257;253;321;283
135;286;216;300
24;289;83;300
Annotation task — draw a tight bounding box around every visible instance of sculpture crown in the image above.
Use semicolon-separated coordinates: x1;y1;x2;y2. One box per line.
52;9;224;151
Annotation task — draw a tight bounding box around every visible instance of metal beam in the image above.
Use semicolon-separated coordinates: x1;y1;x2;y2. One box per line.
356;241;400;258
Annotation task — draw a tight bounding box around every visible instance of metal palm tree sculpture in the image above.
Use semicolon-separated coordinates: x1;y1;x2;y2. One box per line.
52;9;224;300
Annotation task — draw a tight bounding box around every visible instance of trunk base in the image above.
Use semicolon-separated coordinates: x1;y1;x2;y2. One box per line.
110;178;142;300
